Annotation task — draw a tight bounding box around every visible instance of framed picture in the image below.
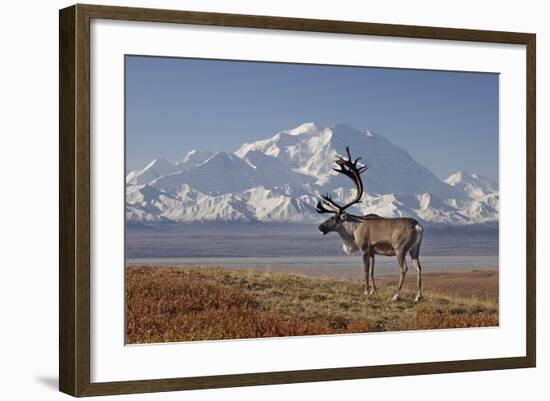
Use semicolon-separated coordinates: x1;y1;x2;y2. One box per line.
59;4;536;397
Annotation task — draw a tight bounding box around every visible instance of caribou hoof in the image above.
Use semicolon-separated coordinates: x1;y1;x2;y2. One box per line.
364;287;376;297
414;294;424;302
391;293;400;301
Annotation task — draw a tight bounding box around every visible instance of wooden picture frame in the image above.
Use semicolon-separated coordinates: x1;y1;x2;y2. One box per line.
59;3;536;397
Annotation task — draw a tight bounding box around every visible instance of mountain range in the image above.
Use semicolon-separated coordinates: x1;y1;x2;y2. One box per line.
126;122;498;226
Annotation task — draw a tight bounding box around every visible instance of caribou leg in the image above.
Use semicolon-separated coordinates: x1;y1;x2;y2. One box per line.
412;257;423;302
368;254;376;295
362;252;372;296
392;251;408;301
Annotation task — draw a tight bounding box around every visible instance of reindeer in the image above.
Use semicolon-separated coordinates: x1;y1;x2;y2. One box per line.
317;147;424;302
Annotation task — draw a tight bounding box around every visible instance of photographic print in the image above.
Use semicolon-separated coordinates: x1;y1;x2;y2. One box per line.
124;56;499;344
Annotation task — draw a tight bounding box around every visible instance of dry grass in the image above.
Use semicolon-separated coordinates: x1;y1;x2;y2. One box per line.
126;266;498;344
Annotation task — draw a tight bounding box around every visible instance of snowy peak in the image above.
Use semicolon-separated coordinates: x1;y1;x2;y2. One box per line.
126;122;499;225
287;122;320;136
146;158;173;171
236;122;460;199
445;171;498;201
330;122;364;138
200;151;242;167
150;151;260;195
177;149;213;169
126;158;178;185
445;171;497;188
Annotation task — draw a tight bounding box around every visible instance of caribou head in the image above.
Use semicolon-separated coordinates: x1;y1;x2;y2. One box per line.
317;147;368;235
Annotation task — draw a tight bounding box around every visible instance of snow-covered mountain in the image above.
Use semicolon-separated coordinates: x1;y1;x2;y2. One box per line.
126;158;179;185
444;171;498;201
126;123;499;225
235;122;461;200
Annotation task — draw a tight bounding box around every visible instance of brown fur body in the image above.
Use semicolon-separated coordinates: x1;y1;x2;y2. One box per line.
319;213;424;301
352;215;422;258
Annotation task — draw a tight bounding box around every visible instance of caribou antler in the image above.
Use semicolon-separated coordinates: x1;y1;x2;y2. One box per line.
316;146;368;214
334;147;368;210
315;199;339;214
316;193;341;214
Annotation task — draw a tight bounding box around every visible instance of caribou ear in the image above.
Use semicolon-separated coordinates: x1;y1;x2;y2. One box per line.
340;212;348;221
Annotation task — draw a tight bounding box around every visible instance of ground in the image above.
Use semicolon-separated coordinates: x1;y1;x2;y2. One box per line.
125;266;498;344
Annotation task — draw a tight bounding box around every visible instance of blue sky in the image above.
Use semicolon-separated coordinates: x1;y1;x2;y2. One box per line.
126;55;499;180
